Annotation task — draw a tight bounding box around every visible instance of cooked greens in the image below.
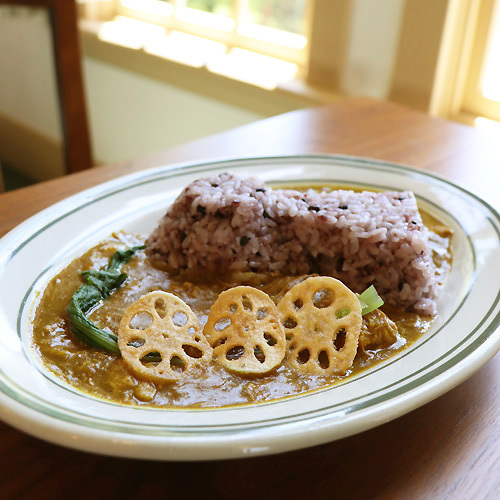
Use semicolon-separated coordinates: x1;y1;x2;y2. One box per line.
66;246;144;353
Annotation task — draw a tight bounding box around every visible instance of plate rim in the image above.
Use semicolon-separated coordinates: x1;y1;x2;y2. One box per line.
0;153;499;460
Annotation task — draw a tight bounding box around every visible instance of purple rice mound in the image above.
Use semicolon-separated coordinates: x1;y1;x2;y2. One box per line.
147;172;443;316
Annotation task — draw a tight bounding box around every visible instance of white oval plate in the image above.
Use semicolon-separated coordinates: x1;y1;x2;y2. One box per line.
0;155;499;461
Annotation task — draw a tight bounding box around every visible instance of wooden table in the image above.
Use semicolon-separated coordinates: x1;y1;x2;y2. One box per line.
1;97;499;498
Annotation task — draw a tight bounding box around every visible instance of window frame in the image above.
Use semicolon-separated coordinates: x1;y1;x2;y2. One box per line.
78;0;350;95
460;0;500;121
113;0;310;68
422;0;500;124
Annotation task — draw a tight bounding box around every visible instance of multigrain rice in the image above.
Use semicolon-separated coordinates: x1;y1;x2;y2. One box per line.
146;172;443;316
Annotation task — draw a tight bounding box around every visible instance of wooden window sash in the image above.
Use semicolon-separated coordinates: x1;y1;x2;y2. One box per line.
460;0;500;120
113;0;307;65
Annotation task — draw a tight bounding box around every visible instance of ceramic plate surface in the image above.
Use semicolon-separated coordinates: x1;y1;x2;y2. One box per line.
0;155;499;461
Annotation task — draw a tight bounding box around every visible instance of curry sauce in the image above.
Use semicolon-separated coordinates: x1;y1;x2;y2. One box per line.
30;208;452;409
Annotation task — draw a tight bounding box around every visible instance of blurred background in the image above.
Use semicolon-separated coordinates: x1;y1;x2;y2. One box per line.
1;0;499;189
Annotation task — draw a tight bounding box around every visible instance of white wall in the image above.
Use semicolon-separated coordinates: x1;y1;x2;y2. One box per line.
342;0;405;98
82;57;264;164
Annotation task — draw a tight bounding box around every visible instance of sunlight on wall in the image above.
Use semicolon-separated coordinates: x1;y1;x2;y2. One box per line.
145;31;226;68
96;15;299;89
206;49;298;90
97;16;165;49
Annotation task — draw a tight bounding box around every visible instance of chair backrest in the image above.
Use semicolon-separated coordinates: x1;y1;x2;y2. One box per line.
0;0;92;191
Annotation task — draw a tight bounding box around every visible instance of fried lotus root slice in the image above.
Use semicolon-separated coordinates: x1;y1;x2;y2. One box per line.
118;291;212;383
277;276;362;375
203;286;286;375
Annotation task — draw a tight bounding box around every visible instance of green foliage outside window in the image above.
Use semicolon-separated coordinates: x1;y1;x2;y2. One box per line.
246;0;307;34
181;0;307;35
185;0;232;17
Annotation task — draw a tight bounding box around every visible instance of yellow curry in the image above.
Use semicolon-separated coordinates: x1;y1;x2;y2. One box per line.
30;208;451;409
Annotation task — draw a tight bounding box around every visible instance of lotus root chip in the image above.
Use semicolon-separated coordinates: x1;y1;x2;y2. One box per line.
203;286;286;375
118;291;212;383
277;276;362;375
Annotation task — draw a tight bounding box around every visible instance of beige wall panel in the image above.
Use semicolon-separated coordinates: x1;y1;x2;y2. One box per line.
389;0;449;110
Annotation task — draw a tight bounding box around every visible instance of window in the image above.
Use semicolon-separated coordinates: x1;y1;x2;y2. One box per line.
89;0;310;89
78;0;351;117
118;0;308;60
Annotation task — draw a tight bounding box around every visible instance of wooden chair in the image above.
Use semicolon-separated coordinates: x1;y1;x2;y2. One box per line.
0;0;92;191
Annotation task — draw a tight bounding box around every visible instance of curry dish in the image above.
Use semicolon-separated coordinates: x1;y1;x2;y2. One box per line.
30;197;452;409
